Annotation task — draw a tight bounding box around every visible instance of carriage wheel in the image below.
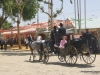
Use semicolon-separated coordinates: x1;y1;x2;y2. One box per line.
64;45;78;65
58;54;65;62
42;51;49;64
82;51;96;64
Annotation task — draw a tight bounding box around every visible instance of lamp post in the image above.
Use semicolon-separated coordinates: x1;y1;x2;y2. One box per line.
92;15;97;19
16;0;22;49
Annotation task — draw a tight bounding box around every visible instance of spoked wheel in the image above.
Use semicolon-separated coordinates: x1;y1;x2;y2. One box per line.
64;45;78;65
42;51;49;64
58;54;65;62
82;51;96;64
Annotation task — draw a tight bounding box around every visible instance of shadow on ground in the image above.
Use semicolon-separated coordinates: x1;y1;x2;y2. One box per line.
0;50;38;56
24;58;95;68
24;60;42;63
42;62;95;68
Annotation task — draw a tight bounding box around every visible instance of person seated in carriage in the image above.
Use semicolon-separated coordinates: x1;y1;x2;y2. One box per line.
81;29;99;53
58;23;66;41
54;35;67;48
59;36;67;48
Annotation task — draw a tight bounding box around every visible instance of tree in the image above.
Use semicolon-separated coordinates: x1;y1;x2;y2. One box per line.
37;0;72;38
37;0;63;38
2;20;12;29
0;0;38;49
0;0;13;29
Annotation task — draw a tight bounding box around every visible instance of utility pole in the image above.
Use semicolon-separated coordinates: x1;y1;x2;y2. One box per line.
74;0;77;34
77;0;80;34
79;0;81;33
84;0;86;29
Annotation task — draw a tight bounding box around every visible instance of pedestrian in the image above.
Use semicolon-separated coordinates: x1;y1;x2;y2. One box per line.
28;35;32;44
9;37;14;47
1;40;4;50
4;40;7;50
24;37;29;49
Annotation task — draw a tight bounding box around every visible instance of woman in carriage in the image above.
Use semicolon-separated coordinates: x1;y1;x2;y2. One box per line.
59;36;67;48
54;36;67;49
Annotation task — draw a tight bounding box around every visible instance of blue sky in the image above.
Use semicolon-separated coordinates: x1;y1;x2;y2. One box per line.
13;0;100;26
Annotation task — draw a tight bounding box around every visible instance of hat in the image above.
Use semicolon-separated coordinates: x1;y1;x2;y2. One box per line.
53;26;57;29
59;23;63;26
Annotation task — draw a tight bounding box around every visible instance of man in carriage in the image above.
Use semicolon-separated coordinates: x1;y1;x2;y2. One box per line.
50;23;67;54
58;23;66;41
81;29;100;54
50;26;58;54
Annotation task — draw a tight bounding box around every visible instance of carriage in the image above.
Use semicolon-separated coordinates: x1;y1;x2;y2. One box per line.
42;34;96;65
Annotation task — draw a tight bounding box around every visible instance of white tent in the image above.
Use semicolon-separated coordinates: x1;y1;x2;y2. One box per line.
84;18;100;29
78;18;100;29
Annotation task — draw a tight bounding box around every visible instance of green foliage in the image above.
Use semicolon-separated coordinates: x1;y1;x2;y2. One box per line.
0;0;38;28
38;0;63;18
22;0;38;21
38;0;43;1
2;20;12;29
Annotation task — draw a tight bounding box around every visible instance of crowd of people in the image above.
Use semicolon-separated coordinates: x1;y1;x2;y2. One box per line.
0;36;14;50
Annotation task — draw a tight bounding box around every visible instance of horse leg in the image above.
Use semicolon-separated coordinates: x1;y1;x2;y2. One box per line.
29;49;33;61
38;49;41;62
37;49;43;62
39;43;44;61
33;50;36;61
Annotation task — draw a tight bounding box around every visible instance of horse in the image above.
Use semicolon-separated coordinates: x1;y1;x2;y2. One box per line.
29;36;50;62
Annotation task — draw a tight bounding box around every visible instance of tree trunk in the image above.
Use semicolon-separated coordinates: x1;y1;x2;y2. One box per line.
17;20;22;49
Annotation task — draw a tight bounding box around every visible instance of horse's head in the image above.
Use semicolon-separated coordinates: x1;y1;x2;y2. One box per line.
36;36;42;41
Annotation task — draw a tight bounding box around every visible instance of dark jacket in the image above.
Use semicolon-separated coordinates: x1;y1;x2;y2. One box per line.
50;30;57;41
28;36;31;42
81;32;96;40
81;32;98;54
58;27;66;36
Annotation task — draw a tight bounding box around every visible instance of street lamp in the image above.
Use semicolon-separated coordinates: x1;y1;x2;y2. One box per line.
92;15;97;19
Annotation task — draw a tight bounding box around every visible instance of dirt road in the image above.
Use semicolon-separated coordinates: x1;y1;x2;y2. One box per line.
0;50;100;75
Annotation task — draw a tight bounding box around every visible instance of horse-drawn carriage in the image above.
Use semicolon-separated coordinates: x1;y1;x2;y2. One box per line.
42;34;96;65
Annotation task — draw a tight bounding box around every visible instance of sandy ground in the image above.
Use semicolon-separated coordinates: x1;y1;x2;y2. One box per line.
0;49;100;75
